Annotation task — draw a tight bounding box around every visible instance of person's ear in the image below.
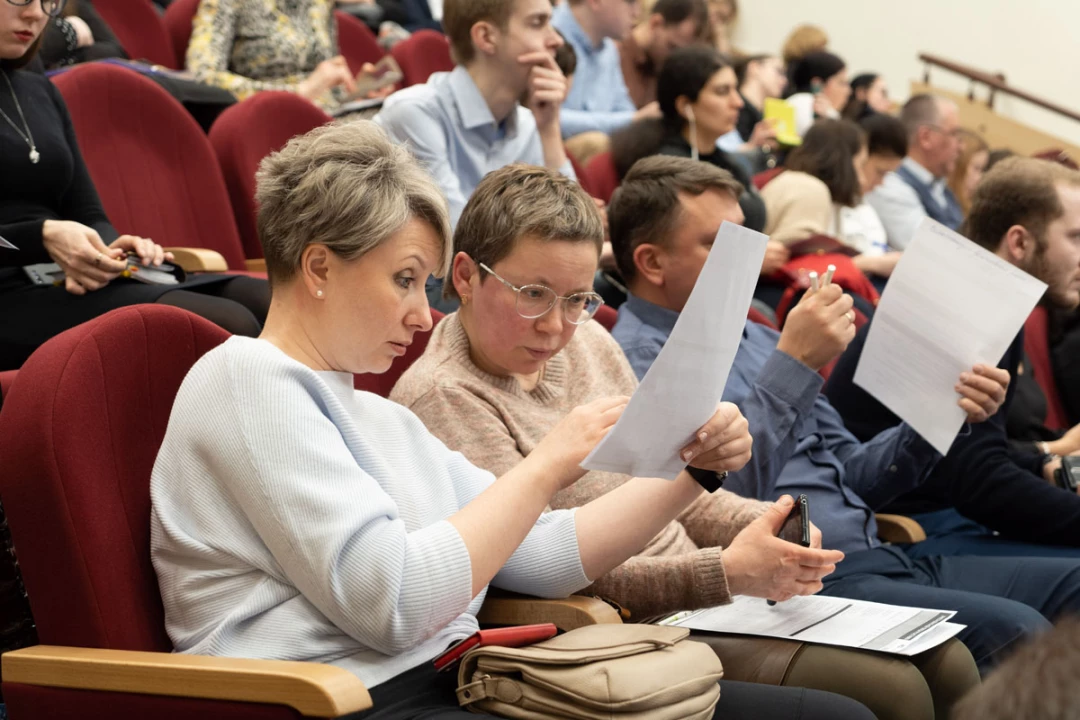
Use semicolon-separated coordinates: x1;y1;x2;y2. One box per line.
470;20;500;58
450;251;479;301
675;95;692;121
300;244;331;299
648;12;664;33
1002;225;1034;264
632;243;667;288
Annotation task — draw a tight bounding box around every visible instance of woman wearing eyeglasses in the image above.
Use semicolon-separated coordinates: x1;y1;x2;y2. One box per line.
0;0;270;370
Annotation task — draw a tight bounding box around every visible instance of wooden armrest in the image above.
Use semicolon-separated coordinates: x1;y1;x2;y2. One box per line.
166;247;229;273
3;645;371;717
477;593;622;632
876;513;927;544
245;258;267;273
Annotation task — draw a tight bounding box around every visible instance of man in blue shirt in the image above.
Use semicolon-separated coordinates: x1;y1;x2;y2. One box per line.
376;0;575;228
552;0;662;137
606;154;1080;675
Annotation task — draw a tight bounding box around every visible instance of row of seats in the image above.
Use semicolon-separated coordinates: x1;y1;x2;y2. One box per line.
85;0;453;90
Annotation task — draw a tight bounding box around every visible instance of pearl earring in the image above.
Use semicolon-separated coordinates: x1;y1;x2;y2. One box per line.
316;290;324;298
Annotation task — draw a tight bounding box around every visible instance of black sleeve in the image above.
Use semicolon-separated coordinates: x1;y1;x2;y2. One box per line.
825;324;1080;547
48;82;119;243
1053;312;1080;426
37;17;79;69
0;221;50;267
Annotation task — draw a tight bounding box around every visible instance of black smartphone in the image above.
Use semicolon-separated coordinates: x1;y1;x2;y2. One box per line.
778;494;811;547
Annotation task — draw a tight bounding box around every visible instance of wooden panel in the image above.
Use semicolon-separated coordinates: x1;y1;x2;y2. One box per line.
477;593;623;631
911;83;1080;159
2;646;372;717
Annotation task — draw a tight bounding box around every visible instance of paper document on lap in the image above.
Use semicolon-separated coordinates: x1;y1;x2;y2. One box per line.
854;218;1047;455
663;595;964;656
582;222;768;479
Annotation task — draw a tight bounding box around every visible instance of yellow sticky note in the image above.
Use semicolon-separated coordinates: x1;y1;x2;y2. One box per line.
764;98;802;147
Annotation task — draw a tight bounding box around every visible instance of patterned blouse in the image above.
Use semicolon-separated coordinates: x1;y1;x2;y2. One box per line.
186;0;339;105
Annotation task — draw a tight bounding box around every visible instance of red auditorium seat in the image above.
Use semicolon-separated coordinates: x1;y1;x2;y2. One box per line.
163;0;200;69
752;167;786;190
354;309;445;397
0;370;15;402
1024;306;1069;431
593;304;618;332
52;64;261;273
389;30;453;87
0;305;371;718
91;0;179;69
335;11;386;75
209;93;332;259
583;151;620;205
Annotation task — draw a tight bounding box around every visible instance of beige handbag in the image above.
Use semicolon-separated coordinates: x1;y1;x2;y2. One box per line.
455;623;724;720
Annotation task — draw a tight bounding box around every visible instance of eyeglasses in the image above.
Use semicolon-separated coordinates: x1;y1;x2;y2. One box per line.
924;124;962;140
479;263;604;325
6;0;67;17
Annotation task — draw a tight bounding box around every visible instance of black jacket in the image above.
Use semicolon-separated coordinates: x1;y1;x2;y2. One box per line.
824;322;1080;547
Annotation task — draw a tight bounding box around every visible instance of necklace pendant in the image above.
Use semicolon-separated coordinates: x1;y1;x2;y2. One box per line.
29;148;39;164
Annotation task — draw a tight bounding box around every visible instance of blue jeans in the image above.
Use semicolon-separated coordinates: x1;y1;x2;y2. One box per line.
822;545;1080;675
902;509;1080;560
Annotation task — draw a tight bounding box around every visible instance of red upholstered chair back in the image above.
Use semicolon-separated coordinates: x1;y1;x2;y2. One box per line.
390;30;453;88
53;64;248;270
0;306;230;652
584;152;620;205
752;167;786;190
355;309;445;397
1024;306;1069;431
593;304;618;332
747;307;779;330
163;0;201;69
90;0;178;68
0;370;15;401
209;93;332;259
335;11;386;75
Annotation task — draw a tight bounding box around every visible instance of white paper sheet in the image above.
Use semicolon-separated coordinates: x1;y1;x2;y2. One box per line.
581;222;768;479
662;595;963;657
854;218;1047;455
0;234;16;250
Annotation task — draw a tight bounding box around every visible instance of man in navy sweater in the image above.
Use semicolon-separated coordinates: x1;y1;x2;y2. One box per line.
826;156;1080;555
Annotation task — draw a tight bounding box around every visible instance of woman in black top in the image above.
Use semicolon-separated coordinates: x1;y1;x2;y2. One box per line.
610;46;766;233
0;0;269;370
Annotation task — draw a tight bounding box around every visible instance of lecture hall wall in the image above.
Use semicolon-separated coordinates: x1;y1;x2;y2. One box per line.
734;0;1080;146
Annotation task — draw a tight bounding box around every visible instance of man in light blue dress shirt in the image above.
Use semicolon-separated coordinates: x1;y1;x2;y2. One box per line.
552;0;661;138
867;95;963;249
376;0;576;308
605;154;1080;676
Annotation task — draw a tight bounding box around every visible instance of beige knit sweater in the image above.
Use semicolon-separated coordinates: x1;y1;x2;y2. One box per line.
391;313;771;620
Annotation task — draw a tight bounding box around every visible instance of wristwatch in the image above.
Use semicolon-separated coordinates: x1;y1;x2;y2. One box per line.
685;466;727;493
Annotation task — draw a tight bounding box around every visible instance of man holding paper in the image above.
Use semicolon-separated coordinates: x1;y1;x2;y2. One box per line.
826;158;1080;556
608;154;1080;676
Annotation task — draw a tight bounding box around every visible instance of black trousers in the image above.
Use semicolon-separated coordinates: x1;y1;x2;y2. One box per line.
354;662;877;720
0;272;269;370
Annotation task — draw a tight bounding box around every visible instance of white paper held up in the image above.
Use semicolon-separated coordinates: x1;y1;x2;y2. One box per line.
582;221;768;479
854;218;1047;455
0;234;16;250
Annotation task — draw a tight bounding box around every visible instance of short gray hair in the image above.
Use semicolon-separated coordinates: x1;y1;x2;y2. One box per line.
900;94;953;140
449;164;604;299
255;121;452;286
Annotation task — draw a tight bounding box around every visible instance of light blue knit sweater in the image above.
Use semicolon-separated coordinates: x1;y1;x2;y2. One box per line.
151;337;589;687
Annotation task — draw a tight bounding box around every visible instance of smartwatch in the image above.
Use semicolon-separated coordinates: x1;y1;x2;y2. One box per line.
685;466;727;493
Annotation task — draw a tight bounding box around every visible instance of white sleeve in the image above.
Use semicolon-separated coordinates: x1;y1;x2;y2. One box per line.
213;359;476;657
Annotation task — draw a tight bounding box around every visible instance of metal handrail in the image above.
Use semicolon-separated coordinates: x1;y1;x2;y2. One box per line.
919;53;1080;125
